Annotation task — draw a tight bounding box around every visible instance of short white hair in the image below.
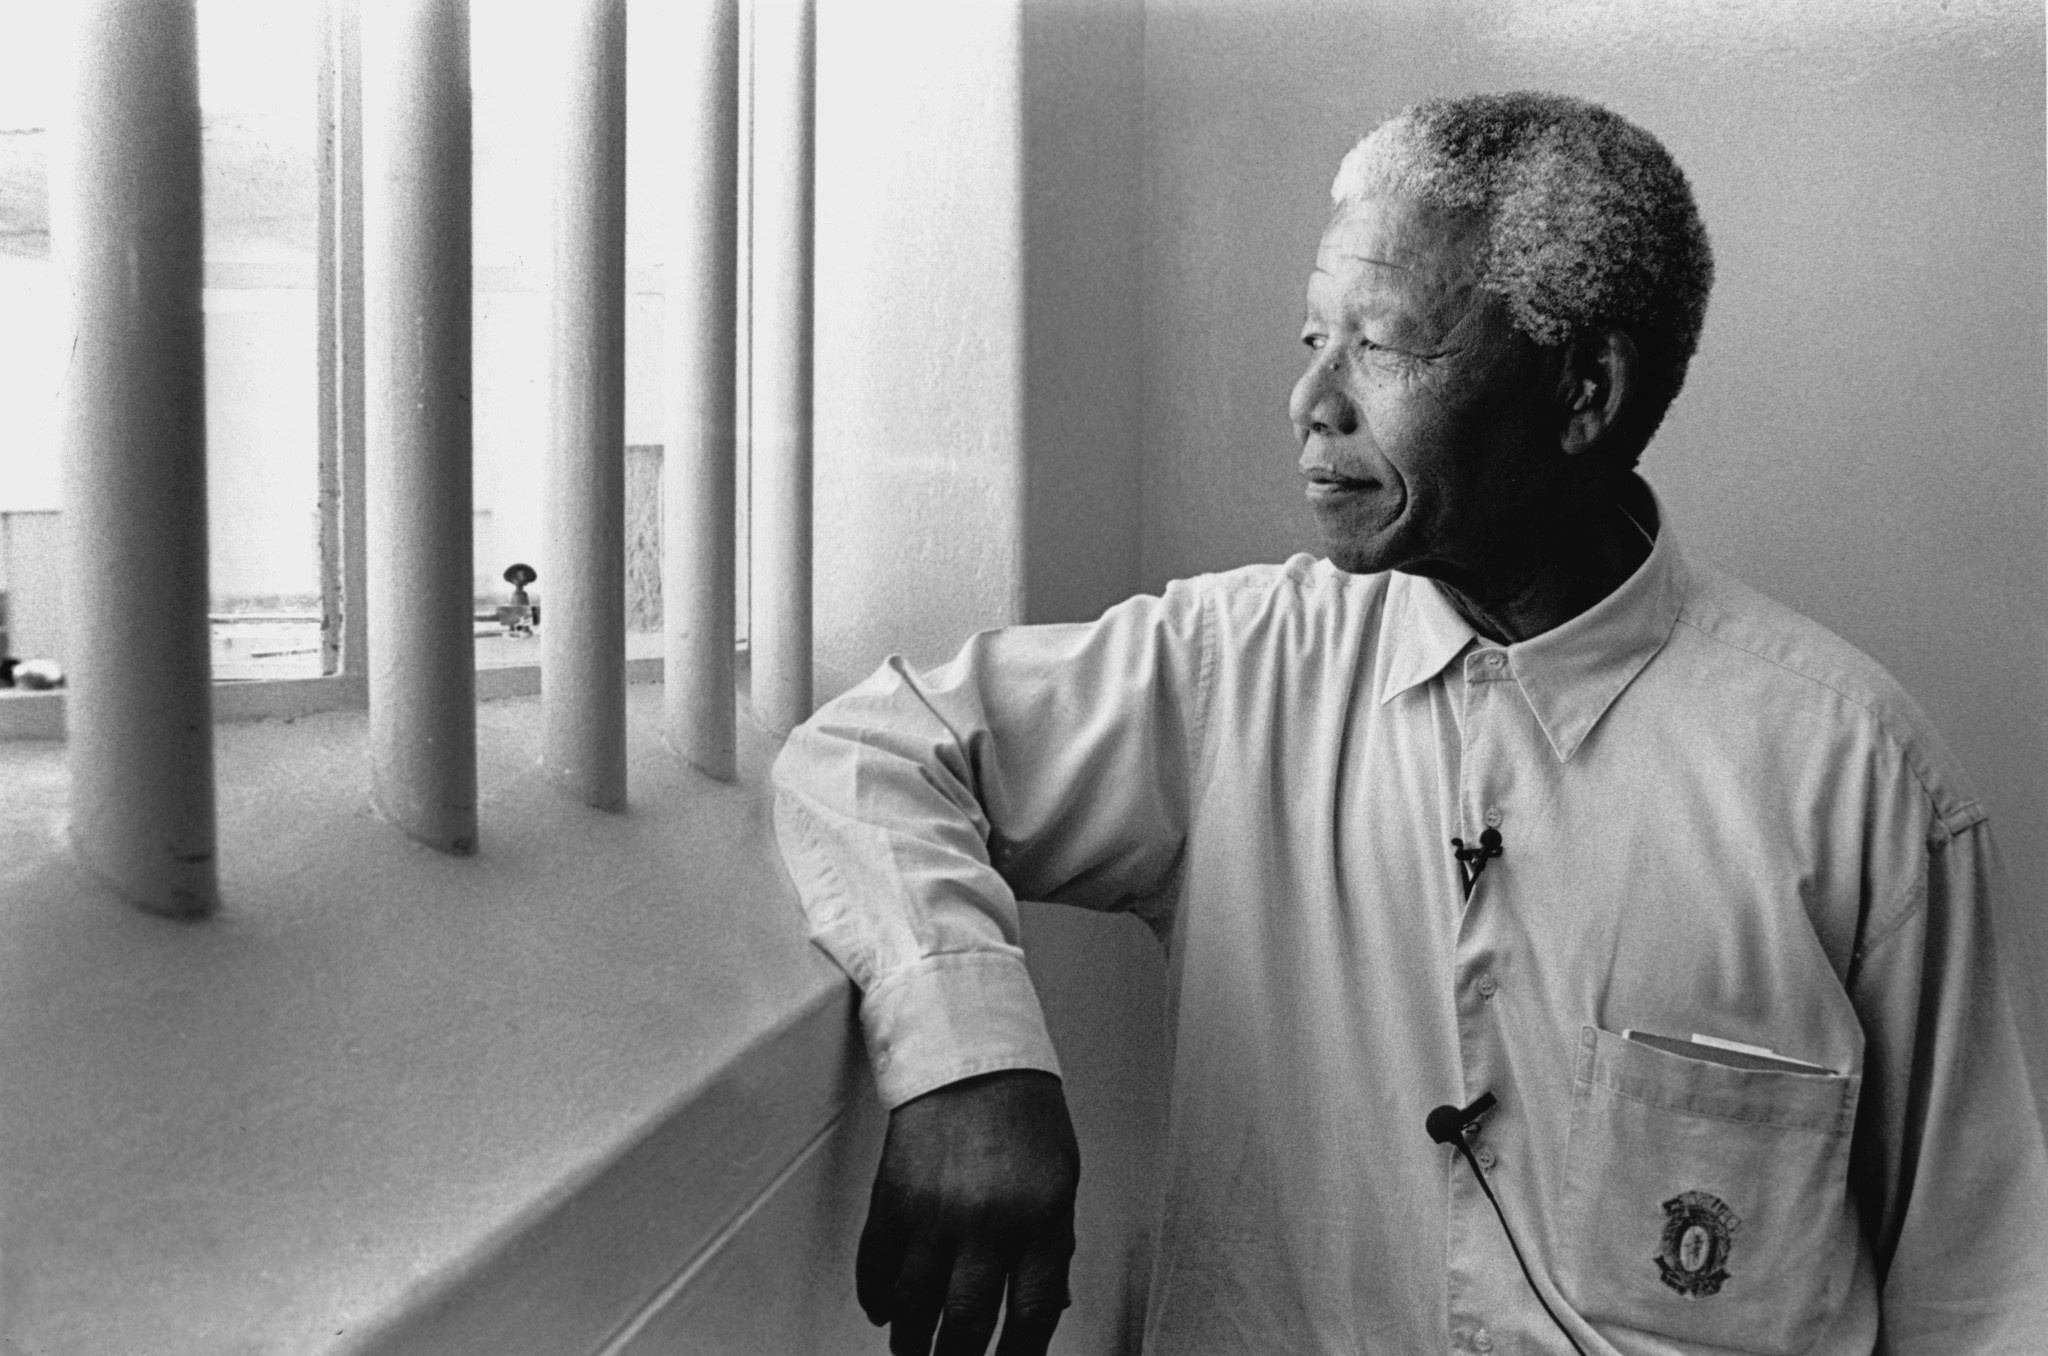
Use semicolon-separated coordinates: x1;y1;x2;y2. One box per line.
1334;92;1713;445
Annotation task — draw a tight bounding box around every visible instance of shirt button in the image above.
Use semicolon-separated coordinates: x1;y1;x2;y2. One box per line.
1475;1146;1497;1171
1483;652;1505;669
1473;1328;1495;1353
1477;974;1498;999
1483;807;1502;828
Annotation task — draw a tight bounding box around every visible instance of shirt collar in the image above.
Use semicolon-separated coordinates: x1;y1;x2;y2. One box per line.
1377;564;1479;705
1374;477;1687;763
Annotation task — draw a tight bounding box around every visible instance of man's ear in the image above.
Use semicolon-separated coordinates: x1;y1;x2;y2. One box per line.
1558;329;1639;458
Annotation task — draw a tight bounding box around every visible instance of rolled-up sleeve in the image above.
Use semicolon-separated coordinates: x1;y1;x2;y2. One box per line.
1848;815;2048;1353
772;583;1212;1108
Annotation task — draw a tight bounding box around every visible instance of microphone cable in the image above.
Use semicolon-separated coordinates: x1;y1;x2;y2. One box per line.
1425;1093;1588;1356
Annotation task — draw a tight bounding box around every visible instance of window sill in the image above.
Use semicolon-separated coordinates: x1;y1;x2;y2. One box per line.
0;648;676;741
0;682;874;1354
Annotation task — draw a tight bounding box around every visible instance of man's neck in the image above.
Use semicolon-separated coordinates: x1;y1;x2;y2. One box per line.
1432;489;1653;645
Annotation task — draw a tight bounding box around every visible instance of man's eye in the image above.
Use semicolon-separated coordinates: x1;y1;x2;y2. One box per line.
1301;332;1327;351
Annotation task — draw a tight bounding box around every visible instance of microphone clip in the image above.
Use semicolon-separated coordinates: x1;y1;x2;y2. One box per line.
1422;1089;1589;1355
1425;1090;1498;1146
1450;826;1503;896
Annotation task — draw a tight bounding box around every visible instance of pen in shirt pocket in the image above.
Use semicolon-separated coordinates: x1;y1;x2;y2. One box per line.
1622;1029;1837;1076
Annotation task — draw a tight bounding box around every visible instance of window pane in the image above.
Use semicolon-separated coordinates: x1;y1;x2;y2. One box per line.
199;0;322;680
468;4;743;669
0;9;61;678
469;7;546;668
0;7;326;686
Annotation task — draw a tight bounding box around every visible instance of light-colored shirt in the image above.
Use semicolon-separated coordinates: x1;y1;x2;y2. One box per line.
772;491;2048;1355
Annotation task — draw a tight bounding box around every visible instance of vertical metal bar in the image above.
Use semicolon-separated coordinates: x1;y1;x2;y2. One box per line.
544;0;629;807
749;0;814;737
337;1;369;684
59;0;218;917
363;0;476;854
663;0;740;778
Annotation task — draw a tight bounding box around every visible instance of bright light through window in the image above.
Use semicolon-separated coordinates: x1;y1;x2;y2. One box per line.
0;4;63;678
0;1;738;690
0;3;324;683
198;0;322;680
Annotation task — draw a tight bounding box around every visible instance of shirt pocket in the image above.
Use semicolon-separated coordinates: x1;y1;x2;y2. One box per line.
1556;1025;1861;1355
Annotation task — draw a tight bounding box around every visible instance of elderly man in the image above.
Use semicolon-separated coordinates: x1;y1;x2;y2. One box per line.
773;93;2048;1356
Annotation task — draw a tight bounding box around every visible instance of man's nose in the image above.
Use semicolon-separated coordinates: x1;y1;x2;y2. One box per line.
1288;356;1357;439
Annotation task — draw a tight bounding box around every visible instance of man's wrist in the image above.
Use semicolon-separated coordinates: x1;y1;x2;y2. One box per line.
859;951;1061;1107
894;1066;1063;1113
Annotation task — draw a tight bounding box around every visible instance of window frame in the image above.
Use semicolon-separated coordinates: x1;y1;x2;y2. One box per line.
0;0;741;743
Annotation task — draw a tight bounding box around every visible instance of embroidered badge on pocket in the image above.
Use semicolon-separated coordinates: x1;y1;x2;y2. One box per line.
1656;1190;1741;1298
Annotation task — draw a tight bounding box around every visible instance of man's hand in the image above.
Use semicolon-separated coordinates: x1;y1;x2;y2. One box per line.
857;1069;1081;1356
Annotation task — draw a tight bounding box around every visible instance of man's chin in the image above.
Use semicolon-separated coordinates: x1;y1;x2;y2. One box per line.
1315;529;1399;576
1308;500;1407;575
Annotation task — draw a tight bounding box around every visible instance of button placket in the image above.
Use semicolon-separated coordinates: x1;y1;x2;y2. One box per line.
1455;655;1512;902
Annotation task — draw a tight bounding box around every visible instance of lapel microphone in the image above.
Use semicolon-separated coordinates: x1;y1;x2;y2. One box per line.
1450;827;1504;897
1426;1091;1497;1146
1425;1092;1588;1356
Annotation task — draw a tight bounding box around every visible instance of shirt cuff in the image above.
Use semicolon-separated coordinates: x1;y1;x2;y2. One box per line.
859;950;1062;1108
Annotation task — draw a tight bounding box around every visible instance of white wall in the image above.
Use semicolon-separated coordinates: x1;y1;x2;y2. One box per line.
1136;0;2048;1111
1021;0;1147;628
1017;5;1161;1349
813;5;1163;1349
812;0;1028;695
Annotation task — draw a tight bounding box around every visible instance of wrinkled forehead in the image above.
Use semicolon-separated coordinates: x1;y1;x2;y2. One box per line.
1312;195;1490;296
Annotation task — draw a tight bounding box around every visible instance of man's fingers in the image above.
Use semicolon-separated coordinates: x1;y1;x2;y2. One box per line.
855;1188;908;1326
887;1238;950;1356
992;1226;1075;1356
860;1072;1082;1353
930;1247;1010;1356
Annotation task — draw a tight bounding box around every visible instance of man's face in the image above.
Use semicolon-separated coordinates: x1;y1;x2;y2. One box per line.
1290;194;1564;581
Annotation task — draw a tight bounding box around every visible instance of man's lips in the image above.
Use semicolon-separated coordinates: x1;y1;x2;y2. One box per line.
1301;467;1377;500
